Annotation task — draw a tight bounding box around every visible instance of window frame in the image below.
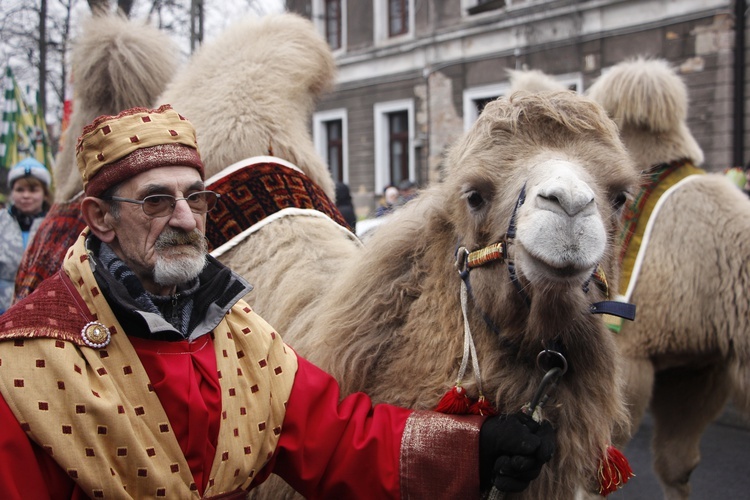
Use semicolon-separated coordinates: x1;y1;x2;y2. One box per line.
312;0;347;53
313;108;350;184
374;0;415;45
462;72;584;130
374;99;415;193
388;0;409;37
324;0;343;50
462;83;511;132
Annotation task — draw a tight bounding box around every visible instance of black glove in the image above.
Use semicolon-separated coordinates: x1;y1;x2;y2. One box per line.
479;412;556;493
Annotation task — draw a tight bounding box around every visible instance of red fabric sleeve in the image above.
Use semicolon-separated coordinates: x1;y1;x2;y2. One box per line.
254;356;483;499
0;392;79;499
255;356;409;498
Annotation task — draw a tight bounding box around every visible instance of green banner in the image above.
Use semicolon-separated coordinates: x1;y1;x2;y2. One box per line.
0;66;54;174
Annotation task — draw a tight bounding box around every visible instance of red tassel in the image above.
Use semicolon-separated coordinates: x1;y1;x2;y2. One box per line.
469;396;498;416
598;445;634;496
435;386;471;414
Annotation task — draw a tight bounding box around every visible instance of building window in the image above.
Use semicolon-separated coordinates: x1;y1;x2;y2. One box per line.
473;96;496;117
467;0;506;15
312;0;346;52
389;0;409;37
374;99;414;193
388;111;409;184
325;0;342;50
313;109;349;184
375;0;413;44
326;120;344;181
462;83;510;132
462;72;583;130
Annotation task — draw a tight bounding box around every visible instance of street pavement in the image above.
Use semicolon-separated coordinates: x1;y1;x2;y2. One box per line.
609;408;750;499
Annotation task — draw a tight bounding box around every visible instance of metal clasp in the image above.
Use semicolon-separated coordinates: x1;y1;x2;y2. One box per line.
455;246;470;277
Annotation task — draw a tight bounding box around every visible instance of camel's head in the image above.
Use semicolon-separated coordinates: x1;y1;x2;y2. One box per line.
586;57;704;168
443;91;638;317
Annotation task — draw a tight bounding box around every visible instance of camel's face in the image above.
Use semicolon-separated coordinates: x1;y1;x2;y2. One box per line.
454;152;629;295
515;156;607;285
446;91;636;309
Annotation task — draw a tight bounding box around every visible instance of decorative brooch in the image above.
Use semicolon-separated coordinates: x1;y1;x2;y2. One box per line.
81;321;111;349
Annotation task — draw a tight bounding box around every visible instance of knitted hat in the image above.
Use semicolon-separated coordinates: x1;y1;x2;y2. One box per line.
76;104;204;197
8;157;51;189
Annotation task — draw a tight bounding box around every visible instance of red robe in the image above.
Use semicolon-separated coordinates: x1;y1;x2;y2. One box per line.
0;335;482;498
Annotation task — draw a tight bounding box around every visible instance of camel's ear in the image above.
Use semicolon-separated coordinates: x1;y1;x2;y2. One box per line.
81;196;116;243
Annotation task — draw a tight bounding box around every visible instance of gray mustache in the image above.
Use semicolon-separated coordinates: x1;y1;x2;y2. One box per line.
155;229;205;250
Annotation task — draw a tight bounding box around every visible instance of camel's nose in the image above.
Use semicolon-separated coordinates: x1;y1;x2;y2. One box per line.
536;170;596;217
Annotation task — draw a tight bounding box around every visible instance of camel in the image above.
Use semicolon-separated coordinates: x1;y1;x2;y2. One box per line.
510;59;750;499
13;14;180;301
29;13;642;498
249;88;640;499
587;58;750;500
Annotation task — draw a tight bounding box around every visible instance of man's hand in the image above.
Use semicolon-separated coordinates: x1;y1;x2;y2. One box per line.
479;412;556;492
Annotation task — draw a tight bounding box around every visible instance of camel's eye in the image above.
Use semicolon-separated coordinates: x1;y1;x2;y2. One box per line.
464;190;485;210
612;191;629;211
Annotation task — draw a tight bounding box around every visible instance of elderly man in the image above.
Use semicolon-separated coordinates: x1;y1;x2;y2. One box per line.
0;105;554;498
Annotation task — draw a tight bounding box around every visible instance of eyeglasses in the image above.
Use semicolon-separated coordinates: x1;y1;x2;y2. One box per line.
106;190;221;217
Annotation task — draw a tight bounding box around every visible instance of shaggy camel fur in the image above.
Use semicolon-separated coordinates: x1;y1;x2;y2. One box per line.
13;14;179;302
586;58;750;500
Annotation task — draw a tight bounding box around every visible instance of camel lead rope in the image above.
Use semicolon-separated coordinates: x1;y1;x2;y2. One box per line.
488;352;567;500
459;279;484;395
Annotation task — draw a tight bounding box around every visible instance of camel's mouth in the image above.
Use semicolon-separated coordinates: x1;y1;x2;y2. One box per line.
515;245;596;284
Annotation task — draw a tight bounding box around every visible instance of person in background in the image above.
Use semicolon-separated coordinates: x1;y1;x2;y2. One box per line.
375;185;399;217
0;105;555;498
397;179;417;205
335;181;357;232
0;157;51;313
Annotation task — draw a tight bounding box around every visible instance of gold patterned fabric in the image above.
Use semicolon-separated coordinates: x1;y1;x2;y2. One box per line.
75;104;204;197
0;230;298;497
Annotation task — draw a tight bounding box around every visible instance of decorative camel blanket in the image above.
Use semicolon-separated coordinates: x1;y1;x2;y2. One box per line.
14;193;87;302
205;156;350;254
605;160;704;332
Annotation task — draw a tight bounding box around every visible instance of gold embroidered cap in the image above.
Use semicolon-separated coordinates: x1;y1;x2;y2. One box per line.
76;104;204;196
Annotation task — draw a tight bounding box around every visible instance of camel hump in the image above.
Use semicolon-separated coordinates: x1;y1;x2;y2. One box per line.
507;68;568;94
158;12;337;198
72;14;179;117
586;57;688;134
54;14;179;203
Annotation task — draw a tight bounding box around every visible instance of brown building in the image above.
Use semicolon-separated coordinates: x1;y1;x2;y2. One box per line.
285;0;746;216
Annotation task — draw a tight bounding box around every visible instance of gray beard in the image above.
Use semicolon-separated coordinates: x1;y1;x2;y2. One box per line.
153;252;207;286
153;229;208;286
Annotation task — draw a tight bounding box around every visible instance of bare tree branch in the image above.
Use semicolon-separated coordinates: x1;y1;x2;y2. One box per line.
86;0;109;16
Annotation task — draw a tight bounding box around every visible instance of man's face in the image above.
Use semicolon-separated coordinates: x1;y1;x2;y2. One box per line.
106;166;208;295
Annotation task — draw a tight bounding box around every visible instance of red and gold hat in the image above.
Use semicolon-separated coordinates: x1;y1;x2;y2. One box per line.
76;104;204;197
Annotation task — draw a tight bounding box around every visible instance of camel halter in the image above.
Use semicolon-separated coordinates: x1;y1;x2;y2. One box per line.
451;185;636;404
455;185;637;499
